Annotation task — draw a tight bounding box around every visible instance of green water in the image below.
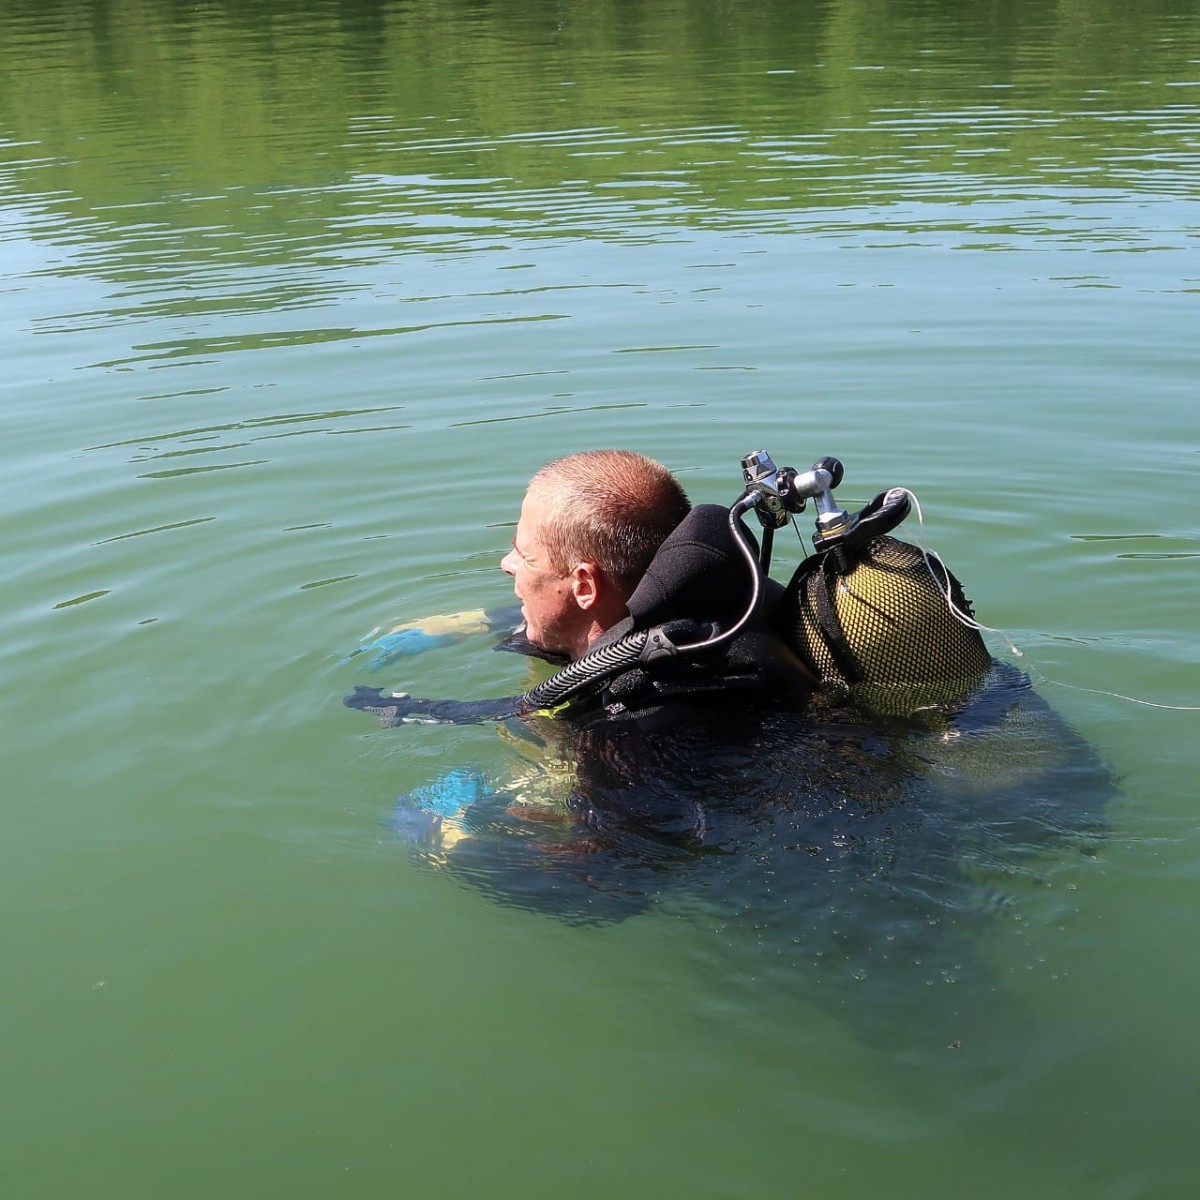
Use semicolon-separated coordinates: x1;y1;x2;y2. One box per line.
3;0;1198;1195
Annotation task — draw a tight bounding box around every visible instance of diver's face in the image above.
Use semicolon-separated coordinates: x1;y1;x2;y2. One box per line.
500;487;581;655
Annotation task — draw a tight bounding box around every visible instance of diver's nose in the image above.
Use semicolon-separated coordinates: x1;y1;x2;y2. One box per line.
500;547;518;577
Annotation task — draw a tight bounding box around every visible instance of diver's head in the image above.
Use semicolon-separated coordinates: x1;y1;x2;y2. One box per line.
500;450;691;659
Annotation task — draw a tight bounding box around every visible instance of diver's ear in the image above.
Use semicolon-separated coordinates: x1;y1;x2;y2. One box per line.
570;561;603;611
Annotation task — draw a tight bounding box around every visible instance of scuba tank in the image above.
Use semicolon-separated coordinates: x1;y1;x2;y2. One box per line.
344;449;992;726
747;453;992;716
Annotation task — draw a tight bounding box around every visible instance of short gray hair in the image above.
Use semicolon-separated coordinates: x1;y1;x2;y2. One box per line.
528;450;691;594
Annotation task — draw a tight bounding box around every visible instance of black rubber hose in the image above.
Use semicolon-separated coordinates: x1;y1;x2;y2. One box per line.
518;629;650;711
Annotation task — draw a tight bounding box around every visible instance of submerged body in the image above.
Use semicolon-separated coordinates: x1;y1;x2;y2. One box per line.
409;662;1111;926
398;658;1112;1054
346;449;1115;1053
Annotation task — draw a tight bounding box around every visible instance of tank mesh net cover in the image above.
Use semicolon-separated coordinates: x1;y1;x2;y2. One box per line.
788;536;992;715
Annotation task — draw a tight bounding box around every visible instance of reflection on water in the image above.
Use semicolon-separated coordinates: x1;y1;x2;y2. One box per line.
5;0;1198;262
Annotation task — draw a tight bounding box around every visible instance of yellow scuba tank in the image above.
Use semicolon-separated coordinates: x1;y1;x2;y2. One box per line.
780;485;992;716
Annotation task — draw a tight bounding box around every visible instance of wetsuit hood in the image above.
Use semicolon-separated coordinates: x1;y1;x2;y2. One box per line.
626;504;757;630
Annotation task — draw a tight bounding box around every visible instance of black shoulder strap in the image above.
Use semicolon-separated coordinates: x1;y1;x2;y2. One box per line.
807;559;865;685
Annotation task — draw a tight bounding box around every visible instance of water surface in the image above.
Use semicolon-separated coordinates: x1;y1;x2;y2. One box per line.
3;1;1198;1196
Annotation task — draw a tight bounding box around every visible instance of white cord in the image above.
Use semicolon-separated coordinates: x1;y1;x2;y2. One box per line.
893;487;1023;658
1041;680;1200;711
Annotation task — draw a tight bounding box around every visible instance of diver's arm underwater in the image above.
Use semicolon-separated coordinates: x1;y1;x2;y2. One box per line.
345;604;523;672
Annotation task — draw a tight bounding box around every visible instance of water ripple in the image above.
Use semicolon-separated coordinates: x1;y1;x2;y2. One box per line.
86;313;566;368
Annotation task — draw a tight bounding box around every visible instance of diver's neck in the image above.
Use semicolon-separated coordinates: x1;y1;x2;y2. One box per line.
572;610;627;661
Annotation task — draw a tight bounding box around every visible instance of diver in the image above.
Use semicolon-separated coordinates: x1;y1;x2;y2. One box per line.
341;443;1114;1057
342;446;1111;935
342;443;986;846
